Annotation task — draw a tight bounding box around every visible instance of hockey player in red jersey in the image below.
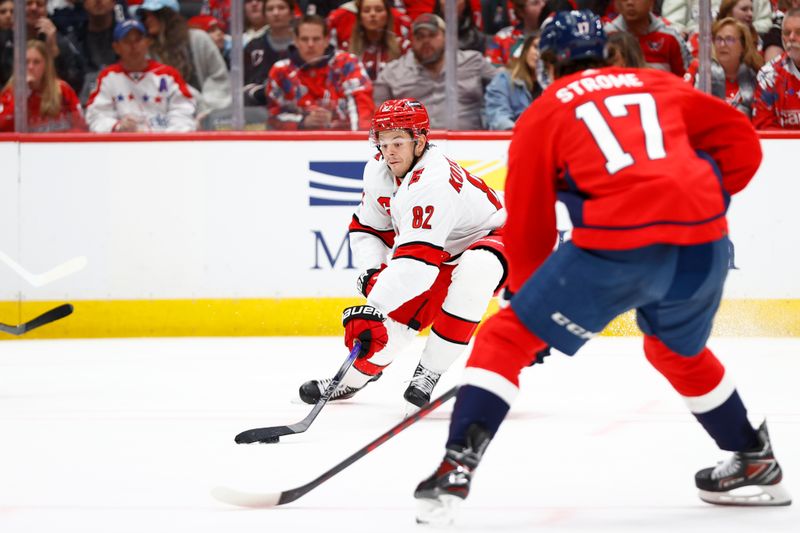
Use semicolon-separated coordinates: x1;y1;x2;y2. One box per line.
299;98;508;411
414;10;791;526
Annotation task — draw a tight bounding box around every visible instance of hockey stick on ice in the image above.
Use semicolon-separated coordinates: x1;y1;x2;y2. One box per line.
0;250;87;288
234;341;362;444
0;303;74;336
212;385;459;508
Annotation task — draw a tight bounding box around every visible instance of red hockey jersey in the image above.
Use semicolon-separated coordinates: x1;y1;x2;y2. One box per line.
504;67;762;292
753;53;800;130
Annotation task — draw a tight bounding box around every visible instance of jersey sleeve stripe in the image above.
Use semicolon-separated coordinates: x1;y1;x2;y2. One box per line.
349;215;395;247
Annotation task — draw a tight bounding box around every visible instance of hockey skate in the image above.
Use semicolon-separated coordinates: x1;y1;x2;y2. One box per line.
414;424;491;526
403;362;442;411
298;372;381;405
695;420;792;506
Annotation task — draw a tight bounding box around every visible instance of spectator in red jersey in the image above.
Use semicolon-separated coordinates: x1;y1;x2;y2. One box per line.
605;29;647;66
85;19;196;132
484;33;543;129
433;0;489;53
373;13;497;129
0;39;86;132
243;0;268;46
605;0;690;76
265;14;374;130
243;0;295;105
685;18;763;116
485;0;545;66
137;0;231;115
753;7;800;128
346;0;411;80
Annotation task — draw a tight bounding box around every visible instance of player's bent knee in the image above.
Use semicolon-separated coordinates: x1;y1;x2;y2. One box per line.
452;249;505;295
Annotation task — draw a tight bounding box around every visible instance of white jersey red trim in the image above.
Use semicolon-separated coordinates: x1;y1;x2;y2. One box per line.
85;60;197;133
350;145;506;315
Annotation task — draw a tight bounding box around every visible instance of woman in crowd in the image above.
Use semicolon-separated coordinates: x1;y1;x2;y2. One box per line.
244;0;269;46
685;17;763;117
243;0;295;105
137;0;231;115
484;33;542;130
718;0;762;49
347;0;410;80
0;39;86;132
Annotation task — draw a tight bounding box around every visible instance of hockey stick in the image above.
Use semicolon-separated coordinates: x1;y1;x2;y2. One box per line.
234;341;362;444
0;250;87;288
212;385;459;508
0;303;74;336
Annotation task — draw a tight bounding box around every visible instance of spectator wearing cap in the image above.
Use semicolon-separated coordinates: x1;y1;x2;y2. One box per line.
373;13;497;130
188;15;231;69
137;0;231;115
265;13;374;130
85;19;196;132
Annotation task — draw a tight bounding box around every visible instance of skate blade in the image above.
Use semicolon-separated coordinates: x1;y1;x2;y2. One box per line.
698;482;792;506
415;494;462;527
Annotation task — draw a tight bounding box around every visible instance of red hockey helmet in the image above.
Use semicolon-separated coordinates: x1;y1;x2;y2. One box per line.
370;99;430;146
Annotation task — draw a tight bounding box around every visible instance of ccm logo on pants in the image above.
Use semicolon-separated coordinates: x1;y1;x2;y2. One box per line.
551;312;599;340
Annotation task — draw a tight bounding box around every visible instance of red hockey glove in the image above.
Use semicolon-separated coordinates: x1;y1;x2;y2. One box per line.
342;305;388;359
356;264;386;297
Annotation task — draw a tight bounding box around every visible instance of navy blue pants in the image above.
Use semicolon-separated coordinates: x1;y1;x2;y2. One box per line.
510;237;730;357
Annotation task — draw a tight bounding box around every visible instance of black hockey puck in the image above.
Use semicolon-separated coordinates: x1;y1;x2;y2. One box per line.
262;436;280;444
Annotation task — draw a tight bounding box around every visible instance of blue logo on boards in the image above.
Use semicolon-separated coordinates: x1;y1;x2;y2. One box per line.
309;161;366;206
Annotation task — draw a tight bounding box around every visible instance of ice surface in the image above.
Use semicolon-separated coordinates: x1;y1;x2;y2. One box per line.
0;336;797;532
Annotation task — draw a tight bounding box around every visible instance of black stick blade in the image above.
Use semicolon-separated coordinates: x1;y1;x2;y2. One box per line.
0;303;74;336
235;426;290;444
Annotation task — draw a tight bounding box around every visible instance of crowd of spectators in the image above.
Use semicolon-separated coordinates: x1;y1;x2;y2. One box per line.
0;0;798;132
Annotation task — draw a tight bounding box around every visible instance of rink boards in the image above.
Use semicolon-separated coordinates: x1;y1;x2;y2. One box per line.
0;132;797;338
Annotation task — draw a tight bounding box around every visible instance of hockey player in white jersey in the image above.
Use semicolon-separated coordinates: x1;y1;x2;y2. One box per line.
300;98;508;410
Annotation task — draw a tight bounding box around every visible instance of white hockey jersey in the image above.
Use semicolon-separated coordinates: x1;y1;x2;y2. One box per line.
85;60;197;133
350;145;506;315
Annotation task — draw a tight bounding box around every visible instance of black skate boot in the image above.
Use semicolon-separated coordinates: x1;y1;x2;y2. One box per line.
414;424;492;526
403;362;442;409
298;372;381;405
695;420;792;506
